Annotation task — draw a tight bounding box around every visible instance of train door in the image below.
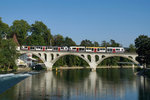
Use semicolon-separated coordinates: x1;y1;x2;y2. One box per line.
28;46;30;50
43;47;45;51
58;47;60;52
94;48;97;52
113;48;116;53
77;48;79;52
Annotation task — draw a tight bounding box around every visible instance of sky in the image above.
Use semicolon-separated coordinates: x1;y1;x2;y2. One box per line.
0;0;150;47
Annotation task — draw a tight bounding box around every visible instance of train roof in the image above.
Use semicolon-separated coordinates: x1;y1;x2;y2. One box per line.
70;46;85;48
86;47;105;48
107;47;124;48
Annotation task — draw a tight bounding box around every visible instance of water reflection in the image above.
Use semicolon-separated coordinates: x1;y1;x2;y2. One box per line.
0;69;150;100
138;76;150;100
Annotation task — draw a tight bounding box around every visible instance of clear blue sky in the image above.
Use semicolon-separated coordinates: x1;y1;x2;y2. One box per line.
0;0;150;47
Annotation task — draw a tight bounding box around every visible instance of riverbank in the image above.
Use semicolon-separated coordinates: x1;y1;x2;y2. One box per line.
0;67;31;74
0;65;138;74
14;67;31;74
53;65;138;70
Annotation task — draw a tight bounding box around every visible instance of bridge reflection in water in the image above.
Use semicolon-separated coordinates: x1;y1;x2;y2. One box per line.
0;69;150;100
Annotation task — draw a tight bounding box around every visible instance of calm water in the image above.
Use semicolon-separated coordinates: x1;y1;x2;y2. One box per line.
0;69;150;100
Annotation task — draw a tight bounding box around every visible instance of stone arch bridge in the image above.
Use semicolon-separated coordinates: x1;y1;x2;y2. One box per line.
19;50;139;70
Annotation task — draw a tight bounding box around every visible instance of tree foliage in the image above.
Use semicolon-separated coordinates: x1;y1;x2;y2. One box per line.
9;20;30;45
53;34;64;46
80;39;93;46
101;39;121;47
127;44;136;53
64;37;76;46
0;17;9;39
135;35;150;65
0;39;19;70
30;21;53;45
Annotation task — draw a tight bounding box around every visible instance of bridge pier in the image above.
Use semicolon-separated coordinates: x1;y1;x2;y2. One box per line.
44;62;53;70
89;62;97;71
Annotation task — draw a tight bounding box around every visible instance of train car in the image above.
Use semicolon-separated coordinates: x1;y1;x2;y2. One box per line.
52;46;58;51
21;46;28;50
86;47;106;52
34;46;48;51
42;46;46;51
59;46;68;51
21;46;35;51
69;46;85;52
52;46;68;52
45;46;53;51
35;46;43;51
30;46;35;50
107;47;125;53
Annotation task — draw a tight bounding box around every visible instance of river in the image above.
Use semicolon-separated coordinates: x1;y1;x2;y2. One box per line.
0;69;150;100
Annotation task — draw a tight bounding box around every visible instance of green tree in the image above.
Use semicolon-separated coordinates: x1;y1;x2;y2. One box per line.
110;39;121;47
25;34;45;45
0;17;9;39
0;39;19;70
31;21;53;45
93;41;99;47
53;34;64;46
128;44;136;53
135;35;150;66
9;20;30;45
64;37;76;46
101;40;110;47
80;39;93;46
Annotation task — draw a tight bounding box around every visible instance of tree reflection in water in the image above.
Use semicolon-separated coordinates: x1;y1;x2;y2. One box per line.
0;69;150;100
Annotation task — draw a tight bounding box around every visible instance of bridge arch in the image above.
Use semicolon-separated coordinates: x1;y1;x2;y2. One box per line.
97;55;139;65
51;53;90;67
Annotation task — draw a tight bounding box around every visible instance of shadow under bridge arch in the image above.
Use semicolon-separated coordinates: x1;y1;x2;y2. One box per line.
97;55;139;66
52;53;90;67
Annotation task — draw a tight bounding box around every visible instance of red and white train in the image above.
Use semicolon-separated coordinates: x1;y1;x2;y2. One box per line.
21;46;125;53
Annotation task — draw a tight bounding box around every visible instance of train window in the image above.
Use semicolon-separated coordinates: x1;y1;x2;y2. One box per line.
92;48;94;51
79;48;84;51
116;49;120;51
48;47;52;49
54;48;58;50
108;49;112;51
61;47;64;49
